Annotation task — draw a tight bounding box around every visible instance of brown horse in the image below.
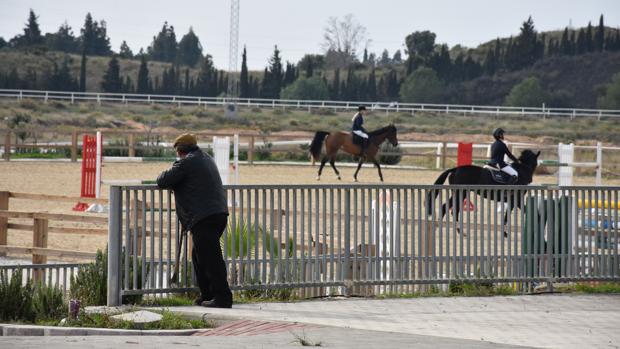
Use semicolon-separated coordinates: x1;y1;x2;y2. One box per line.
309;124;398;182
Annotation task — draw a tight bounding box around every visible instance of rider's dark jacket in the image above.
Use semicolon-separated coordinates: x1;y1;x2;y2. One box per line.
489;140;517;168
352;112;367;133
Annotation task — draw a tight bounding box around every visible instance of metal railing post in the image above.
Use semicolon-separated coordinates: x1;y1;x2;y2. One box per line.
344;188;351;295
107;186;123;306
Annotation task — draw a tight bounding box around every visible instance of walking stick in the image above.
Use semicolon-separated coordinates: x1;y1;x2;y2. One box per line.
169;226;188;286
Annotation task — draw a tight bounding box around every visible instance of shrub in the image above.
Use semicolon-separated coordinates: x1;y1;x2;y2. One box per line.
379;142;402;165
0;269;35;322
70;248;145;306
19;99;39;110
505;77;546;107
33;284;66;321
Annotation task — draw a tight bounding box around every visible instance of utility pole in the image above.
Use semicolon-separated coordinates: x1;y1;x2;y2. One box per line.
225;0;240;119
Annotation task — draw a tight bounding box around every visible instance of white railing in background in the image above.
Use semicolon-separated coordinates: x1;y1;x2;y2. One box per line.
1;89;619;120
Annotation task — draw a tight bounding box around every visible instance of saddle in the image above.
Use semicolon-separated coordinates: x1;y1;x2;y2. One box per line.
484;164;518;184
352;133;366;146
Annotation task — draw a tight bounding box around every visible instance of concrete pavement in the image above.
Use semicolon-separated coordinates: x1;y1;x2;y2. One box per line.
167;294;620;349
2;294;619;348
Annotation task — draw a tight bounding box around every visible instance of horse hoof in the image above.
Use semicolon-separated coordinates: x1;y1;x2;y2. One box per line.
316;176;320;181
337;176;341;180
354;177;358;182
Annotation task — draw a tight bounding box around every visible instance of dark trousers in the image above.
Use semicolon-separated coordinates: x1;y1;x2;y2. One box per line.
191;213;232;305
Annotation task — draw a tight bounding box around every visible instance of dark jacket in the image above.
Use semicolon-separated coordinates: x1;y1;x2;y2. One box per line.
156;148;228;231
489;139;517;168
352;112;367;133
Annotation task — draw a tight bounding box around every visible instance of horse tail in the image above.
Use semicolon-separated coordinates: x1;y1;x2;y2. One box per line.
309;131;329;162
425;167;457;213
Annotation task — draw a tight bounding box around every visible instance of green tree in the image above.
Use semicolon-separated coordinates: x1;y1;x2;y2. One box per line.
195;55;217;96
80;13;111;55
101;55;122;92
392;50;402;64
404;31;436;61
283;62;296;87
559;28;573;55
24;9;43;46
177;27;203;66
597;72;620;109
47;58;78;91
585;22;594;53
45;22;79;53
148;22;178;63
280;76;329;100
367;67;377;101
0;37;6;49
513;16;538;69
136;55;150;93
505;77;546;107
399;67;443;103
118;40;133;58
261;45;283;98
239;46;250;98
595;15;605;52
79;50;87;92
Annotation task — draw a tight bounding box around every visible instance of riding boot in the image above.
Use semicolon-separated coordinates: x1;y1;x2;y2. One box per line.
360;139;368;157
509;175;518;184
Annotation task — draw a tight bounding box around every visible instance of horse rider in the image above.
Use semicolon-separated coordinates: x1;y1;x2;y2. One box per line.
489;128;518;183
352;105;369;156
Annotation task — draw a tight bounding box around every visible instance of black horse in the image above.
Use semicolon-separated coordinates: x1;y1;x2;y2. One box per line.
426;149;541;235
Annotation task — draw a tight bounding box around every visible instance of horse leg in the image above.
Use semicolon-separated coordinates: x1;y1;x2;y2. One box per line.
329;157;341;180
317;156;328;181
373;160;384;182
453;191;464;236
353;157;364;182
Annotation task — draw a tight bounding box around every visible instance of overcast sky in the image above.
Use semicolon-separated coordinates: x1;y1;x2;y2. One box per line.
1;0;619;70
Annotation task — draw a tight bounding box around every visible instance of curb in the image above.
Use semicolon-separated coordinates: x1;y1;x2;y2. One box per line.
0;324;202;336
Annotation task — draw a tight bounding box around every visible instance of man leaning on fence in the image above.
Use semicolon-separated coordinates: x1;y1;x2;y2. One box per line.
156;133;233;308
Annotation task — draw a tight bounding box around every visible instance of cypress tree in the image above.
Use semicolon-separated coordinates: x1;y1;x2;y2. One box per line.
80;13;96;55
585;22;594;53
367;67;377;101
595;15;605;51
79;49;87;92
137;55;150;93
100;56;122;92
560;28;572;55
576;29;587;54
331;68;340;100
240;46;250;98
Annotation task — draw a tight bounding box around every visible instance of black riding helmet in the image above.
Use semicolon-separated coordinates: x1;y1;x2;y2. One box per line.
493;128;505;140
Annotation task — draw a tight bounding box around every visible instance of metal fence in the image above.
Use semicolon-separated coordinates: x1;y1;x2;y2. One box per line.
106;184;620;306
0;263;88;294
2;88;620;119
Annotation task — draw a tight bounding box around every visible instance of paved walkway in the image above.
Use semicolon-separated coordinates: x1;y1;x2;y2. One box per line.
168;294;620;348
2;294;619;348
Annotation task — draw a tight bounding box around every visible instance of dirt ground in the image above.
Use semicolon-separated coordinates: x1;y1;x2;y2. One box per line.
0;161;617;261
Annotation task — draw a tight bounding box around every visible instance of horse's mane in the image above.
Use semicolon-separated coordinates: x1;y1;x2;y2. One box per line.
368;125;396;137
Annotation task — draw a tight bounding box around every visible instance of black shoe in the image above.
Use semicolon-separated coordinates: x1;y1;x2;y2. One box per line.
201;300;232;308
193;295;213;306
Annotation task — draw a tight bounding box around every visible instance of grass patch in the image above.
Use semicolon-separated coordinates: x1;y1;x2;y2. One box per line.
141;295;194;307
573;282;620;294
61;309;214;330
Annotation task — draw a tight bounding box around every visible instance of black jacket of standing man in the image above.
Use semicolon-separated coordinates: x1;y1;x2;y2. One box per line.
156;133;233;308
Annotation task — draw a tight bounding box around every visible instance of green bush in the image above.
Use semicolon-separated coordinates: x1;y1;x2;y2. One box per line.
505;77;546;107
0;269;35;322
33;284;66;321
378;142;402;165
70;248;145;306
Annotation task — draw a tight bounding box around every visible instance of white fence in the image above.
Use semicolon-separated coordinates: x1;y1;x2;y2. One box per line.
1;89;620;119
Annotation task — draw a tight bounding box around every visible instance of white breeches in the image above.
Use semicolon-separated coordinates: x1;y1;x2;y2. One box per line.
352;130;368;139
501;165;518;177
